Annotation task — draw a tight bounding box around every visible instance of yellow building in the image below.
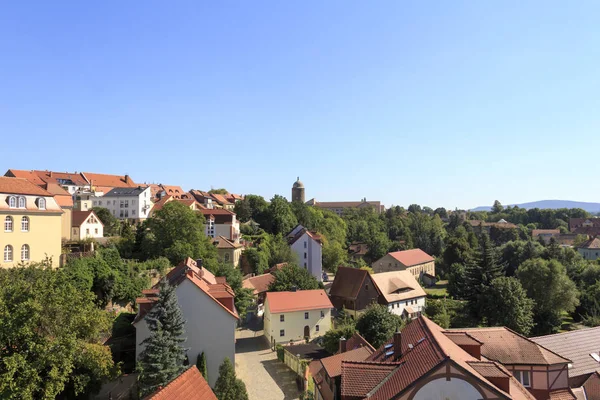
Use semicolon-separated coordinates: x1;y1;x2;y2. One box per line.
213;235;244;267
0;177;63;268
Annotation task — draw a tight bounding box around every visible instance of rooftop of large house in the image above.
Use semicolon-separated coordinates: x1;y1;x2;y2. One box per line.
265;289;332;314
242;273;275;295
82;172;137;188
387;248;434;267
341;316;540;400
329;267;372;300
0;176;54;196
579;237;600;249
143;365;217;400
531;326;600;378
370;270;426;303
71;210;103;227
104;186;148;197
213;236;243;249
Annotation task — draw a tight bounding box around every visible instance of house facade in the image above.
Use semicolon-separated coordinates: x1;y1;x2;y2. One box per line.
371;270;427;318
99;186;153;221
329;267;379;314
0;177;62;268
71;210;104;240
371;248;435;278
200;209;240;243
264;290;333;345
306;198;384;216
213;236;243;267
287;224;323;282
577;237;600;261
134;258;238;387
532;229;560;244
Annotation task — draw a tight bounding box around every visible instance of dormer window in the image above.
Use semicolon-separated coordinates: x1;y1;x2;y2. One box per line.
18;196;25;208
37;198;46;210
7;196;16;208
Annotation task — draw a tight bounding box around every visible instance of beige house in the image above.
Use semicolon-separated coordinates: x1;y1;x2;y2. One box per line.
0;177;62;268
264;290;333;346
213;235;243;267
71;210;104;240
578;237;600;261
371;248;435;278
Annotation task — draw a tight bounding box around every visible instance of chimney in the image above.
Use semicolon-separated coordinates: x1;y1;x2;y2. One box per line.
125;174;130;184
394;331;402;358
196;258;203;267
339;337;347;353
291;285;297;292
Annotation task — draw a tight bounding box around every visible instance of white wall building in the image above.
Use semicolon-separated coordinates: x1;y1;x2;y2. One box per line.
371;270;427;318
287;225;323;282
200;209;240;243
71;210;104;240
98;186;153;221
134;258;238;387
264;290;333;345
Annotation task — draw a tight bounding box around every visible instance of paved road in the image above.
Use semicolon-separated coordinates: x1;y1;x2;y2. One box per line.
236;322;300;400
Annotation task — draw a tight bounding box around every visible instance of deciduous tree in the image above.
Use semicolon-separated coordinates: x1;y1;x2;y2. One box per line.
481;277;535;335
355;304;403;348
268;264;321;292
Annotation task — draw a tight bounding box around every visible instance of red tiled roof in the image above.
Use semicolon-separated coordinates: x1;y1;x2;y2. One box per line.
370;270;427;304
548;389;577;400
161;185;185;197
5;169;47;185
266;290;332;313
340;333;375;354
580;237;600;249
0;177;53;196
467;360;512;378
532;229;560;236
144;366;217;400
210;193;232;206
83;172;137;188
341;361;400;398
321;346;373;378
449;327;571;365
388;248;434;267
72;210;103;227
213;236;243;249
329;267;370;300
242;273;275;295
33;170;88;186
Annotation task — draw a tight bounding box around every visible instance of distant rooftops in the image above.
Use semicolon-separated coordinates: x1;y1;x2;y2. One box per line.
104;186;149;197
388;248;434;267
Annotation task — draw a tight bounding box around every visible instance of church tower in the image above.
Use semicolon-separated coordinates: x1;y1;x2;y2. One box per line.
291;177;305;203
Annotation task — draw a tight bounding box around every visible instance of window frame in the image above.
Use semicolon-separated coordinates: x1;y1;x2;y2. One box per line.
20;244;29;261
8;196;16;208
280;329;285;337
37;197;46;210
3;245;13;262
304;312;309;319
4;216;13;232
280;314;284;322
18;196;26;208
21;216;29;232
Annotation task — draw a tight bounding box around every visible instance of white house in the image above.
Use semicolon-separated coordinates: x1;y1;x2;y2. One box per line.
287;224;323;282
133;258;239;387
578;237;600;261
200;209;240;243
264;289;332;346
98;186;153;222
71;210;104;240
371;270;427;319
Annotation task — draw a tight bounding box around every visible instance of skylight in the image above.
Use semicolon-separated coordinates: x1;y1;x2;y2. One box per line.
385;350;394;357
384;344;393;349
591;353;600;363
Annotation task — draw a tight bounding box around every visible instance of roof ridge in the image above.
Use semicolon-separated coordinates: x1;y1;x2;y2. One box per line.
365;362;405;398
500;325;572;364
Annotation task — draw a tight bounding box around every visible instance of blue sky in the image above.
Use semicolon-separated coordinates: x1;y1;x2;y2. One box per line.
1;1;599;209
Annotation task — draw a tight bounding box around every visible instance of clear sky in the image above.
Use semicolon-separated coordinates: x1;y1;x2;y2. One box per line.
1;1;599;210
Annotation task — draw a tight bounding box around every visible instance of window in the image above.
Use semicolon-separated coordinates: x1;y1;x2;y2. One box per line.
320;310;325;318
316;325;320;332
125;210;129;218
280;329;285;337
4;216;13;232
125;200;129;208
304;262;307;267
280;315;285;322
18;197;26;208
224;253;230;262
86;229;90;234
21;217;29;232
112;210;115;216
304;312;309;319
8;196;16;208
304;252;307;259
98;201;102;206
513;370;530;387
95;228;98;234
113;200;116;205
37;198;45;210
119;210;124;218
132;200;136;205
20;244;29;261
93;201;97;206
405;301;408;306
304;242;307;248
3;245;13;262
365;284;369;290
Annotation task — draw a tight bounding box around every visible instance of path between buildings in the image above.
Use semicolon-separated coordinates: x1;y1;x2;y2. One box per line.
235;321;300;400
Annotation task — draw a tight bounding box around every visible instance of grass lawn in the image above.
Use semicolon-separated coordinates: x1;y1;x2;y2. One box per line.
425;280;448;298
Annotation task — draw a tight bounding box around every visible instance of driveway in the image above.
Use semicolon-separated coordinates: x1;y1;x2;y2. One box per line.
236;320;300;400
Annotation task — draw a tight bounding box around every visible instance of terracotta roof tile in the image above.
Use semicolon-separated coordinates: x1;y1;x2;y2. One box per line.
340;333;375;354
548;388;577;400
388;248;434;267
5;169;47;185
144;365;217;400
213;236;243;249
467;360;512;378
242;273;275;294
450;327;571;365
72;210;103;227
341;361;400;398
83;172;137;188
532;229;560;236
321;346;373;378
266;290;332;313
0;177;53;196
329;267;370;300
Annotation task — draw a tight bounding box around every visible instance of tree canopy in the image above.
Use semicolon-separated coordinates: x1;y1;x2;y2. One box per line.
481;277;535;335
268;264;321;292
214;358;249;400
355;304;403;348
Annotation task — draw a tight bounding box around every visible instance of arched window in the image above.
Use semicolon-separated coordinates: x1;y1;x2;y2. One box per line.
21;245;30;261
4;216;13;232
8;196;16;208
18;196;26;208
37;198;46;210
21;216;29;232
3;245;13;262
224;253;230;262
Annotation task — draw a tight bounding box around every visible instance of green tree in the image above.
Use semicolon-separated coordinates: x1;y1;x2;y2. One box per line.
196;352;208;382
481;277;535;335
266;195;298;235
492;200;504;214
234;194;269;225
517;258;580;334
355;304;403;348
208;188;228;195
268;264;321;292
322;239;348;273
464;234;505;318
143;201;216;265
322;324;357;354
138;279;188;397
0;263;116;399
431;300;451;329
447;263;467;300
214;358;249;400
92;206;119;236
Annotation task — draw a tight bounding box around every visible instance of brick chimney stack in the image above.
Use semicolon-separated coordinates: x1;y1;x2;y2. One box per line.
125;174;130;184
339;337;347;353
393;331;402;359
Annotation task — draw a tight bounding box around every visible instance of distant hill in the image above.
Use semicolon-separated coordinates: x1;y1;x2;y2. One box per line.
471;200;600;213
